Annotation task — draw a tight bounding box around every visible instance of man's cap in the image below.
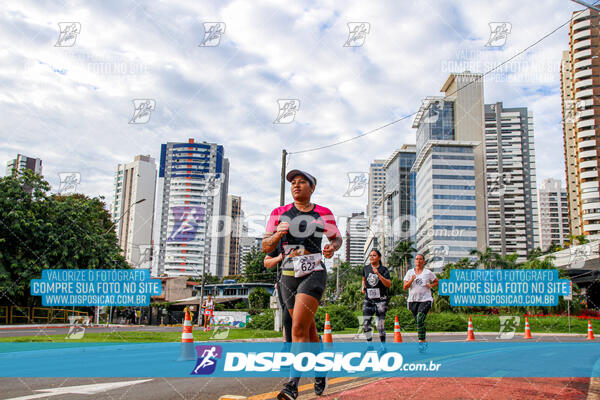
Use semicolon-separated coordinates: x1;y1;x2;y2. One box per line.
286;169;316;187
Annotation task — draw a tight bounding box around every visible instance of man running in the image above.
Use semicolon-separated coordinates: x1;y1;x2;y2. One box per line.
362;249;391;353
262;169;342;399
403;254;438;352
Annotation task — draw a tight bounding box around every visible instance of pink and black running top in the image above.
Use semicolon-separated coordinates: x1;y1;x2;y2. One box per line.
265;203;341;262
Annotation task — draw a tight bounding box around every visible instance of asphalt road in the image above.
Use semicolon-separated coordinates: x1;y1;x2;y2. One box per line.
0;332;597;400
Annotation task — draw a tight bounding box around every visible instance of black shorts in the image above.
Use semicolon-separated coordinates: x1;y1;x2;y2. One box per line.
279;268;327;310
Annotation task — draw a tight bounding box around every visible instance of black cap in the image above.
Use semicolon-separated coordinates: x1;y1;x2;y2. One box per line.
286;169;316;187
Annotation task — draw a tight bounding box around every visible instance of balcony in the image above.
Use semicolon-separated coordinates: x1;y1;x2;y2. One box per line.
579;149;598;159
575;69;593;79
577;118;595;128
579;139;597;150
575;78;594;89
573;19;592;31
575;59;592;70
581;160;598;169
573;29;592;40
581;170;599;179
576;88;594;98
578;129;596;139
574;39;592;51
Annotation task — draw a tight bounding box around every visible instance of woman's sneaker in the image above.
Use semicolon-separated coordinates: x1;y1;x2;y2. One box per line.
314;377;328;396
277;382;298;400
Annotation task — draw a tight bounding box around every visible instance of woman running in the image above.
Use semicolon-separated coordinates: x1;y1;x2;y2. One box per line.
201;294;215;331
262;169;342;400
403;254;438;352
362;249;391;352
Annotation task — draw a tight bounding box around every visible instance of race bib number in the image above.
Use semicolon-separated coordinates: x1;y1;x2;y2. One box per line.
367;288;381;299
292;253;323;278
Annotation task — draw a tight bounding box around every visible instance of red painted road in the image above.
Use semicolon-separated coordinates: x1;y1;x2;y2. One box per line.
321;377;591;399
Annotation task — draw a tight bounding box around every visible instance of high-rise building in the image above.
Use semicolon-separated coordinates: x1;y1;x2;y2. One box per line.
561;9;600;240
239;236;262;274
346;212;367;266
412;72;487;272
6;154;42;176
383;144;417;257
154;139;229;277
367;160;386;224
224;195;242;276
484;103;540;260
538;178;570;250
111;155;157;268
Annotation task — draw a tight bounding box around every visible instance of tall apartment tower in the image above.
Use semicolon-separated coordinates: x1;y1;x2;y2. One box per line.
367;160;386;224
346;212;367;266
484;103;540;259
412;72;486;272
537;178;570;250
154;139;229;277
561;9;600;240
224;195;242;276
112;155;157;268
6;154;43;177
382;144;417;260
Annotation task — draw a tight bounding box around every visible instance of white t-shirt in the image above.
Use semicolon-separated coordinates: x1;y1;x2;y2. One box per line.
404;268;436;303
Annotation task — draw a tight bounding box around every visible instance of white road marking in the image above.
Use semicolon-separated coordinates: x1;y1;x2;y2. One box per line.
6;379;153;400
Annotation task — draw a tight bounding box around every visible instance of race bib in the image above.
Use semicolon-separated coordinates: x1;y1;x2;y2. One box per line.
367;288;381;299
292;253;323;278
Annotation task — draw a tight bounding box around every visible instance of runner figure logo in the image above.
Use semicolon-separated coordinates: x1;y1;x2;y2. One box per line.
58;172;81;194
274;99;300;124
191;345;222;375
168;206;205;242
199;22;226;47
344;22;370;47
367;273;379;287
55;22;81;47
344;172;369;197
485;22;511;47
129;99;156;124
569;244;593;269
497;316;520;339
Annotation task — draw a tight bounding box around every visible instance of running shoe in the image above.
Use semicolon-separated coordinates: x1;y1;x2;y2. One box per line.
277;382;298;400
418;342;428;353
314;377;328;396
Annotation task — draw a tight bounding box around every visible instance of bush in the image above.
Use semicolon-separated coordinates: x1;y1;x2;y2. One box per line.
246;310;274;330
248;287;270;309
315;305;359;332
234;301;248;310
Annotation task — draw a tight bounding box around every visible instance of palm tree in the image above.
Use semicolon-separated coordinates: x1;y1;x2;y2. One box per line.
570;234;589;246
388;240;417;277
469;247;500;269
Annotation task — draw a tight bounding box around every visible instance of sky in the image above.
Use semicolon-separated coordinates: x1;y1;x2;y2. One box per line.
0;0;583;241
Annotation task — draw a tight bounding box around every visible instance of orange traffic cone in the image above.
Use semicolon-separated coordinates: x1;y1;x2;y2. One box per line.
323;313;333;343
393;315;403;343
523;317;533;339
466;316;475;341
587;320;595;340
177;307;195;361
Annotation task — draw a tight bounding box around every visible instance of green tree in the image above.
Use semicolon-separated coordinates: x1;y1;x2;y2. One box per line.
388;240;417;278
242;248;276;283
0;171;128;306
469;247;501;269
248;287;270;309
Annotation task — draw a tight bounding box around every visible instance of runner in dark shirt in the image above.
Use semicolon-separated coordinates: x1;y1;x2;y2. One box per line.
362;249;391;351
